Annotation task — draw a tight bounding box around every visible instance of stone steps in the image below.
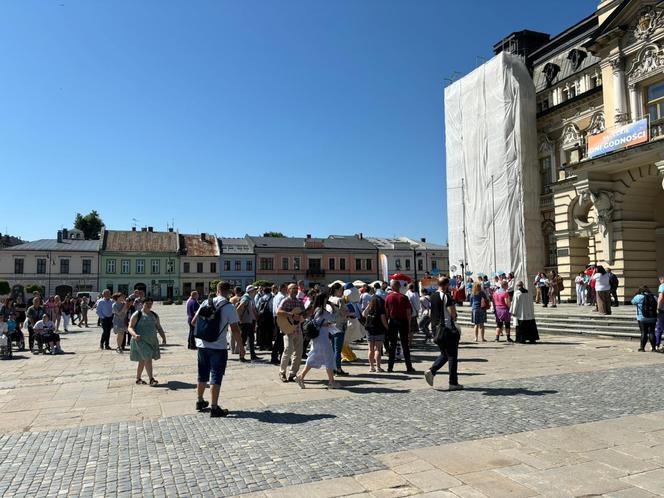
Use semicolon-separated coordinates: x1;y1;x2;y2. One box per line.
455;305;641;339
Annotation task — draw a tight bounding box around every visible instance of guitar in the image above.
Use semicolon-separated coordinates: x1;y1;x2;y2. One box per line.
276;307;304;335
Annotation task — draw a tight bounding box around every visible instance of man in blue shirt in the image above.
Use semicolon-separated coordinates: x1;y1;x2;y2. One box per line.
631;285;658;352
95;289;114;350
656;275;664;352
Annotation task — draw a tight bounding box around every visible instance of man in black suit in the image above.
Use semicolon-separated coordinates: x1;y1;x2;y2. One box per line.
425;277;463;391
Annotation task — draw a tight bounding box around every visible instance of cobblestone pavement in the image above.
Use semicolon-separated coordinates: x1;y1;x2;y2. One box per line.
1;361;664;497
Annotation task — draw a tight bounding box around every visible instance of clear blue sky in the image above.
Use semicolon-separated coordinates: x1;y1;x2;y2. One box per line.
1;0;597;243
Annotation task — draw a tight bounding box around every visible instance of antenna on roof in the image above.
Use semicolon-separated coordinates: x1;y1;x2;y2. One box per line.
132;218;139;229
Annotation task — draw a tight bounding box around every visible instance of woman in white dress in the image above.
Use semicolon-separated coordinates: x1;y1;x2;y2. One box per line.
296;292;339;389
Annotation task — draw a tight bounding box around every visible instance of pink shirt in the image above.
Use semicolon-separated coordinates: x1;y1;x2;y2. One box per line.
493;290;510;309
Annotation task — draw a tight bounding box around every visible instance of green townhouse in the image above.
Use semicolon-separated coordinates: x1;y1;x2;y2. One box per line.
100;227;181;300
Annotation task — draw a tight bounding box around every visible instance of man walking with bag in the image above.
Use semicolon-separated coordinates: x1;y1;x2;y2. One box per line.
424;277;463;391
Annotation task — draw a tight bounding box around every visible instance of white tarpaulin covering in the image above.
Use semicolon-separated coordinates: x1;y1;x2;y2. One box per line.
445;52;543;284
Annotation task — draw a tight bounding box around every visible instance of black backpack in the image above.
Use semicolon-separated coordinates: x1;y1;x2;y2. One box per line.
195;298;230;342
642;292;658;319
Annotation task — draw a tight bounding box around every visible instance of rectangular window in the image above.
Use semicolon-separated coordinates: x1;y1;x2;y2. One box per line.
366;258;372;271
14;258;24;274
405;259;411;270
166;260;174;274
647;80;664;122
82;259;92;275
223;260;230;272
136;259;145;274
60;259;69;274
431;260;438;270
395;258;401;270
121;259;130;274
106;259;116;274
339;258;346;271
355;258;362;271
235;260;241;271
418;259;423;271
106;283;114;293
328;258;335;271
36;258;46;274
210;262;217;273
260;257;274;271
246;260;253;272
184;262;190;273
281;257;289;270
293;257;300;271
152;259;161;274
196;262;203;273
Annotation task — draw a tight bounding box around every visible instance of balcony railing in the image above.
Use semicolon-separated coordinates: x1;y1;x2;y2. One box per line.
651;119;664;140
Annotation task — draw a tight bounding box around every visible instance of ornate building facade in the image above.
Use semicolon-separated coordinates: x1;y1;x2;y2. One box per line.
498;0;664;301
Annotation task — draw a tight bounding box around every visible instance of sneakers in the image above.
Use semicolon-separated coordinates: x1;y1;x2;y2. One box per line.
296;376;305;389
424;370;434;387
210;405;229;418
195;399;209;412
327;382;340;390
369;367;376;373
116;347;123;354
406;368;417;373
279;373;288;383
448;384;464;391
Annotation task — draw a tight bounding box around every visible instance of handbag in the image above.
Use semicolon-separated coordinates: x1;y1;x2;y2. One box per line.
480;292;490;310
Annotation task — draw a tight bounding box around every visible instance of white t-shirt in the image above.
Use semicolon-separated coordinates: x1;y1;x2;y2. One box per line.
272;292;287;317
194;297;239;350
406;290;420;314
594;272;611;292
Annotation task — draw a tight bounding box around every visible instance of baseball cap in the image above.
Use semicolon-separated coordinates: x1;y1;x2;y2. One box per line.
245;285;257;293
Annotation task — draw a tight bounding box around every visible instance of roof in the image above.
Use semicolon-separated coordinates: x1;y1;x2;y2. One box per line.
180;234;219;257
533;47;601;92
1;239;100;252
365;237;414;251
220;237;253;254
102;230;179;253
324;235;377;250
246;236;305;249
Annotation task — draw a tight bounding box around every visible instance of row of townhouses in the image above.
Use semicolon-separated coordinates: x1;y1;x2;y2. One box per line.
0;228;448;299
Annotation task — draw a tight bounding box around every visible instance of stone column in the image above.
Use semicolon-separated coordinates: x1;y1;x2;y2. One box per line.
610;57;629;124
657;160;664;191
629;83;640;121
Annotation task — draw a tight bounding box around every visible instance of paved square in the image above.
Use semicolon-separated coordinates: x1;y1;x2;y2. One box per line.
1;303;663;497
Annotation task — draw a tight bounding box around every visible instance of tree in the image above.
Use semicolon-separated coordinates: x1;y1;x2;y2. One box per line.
263;231;285;238
25;284;45;295
0;280;10;296
74;211;105;240
252;280;274;288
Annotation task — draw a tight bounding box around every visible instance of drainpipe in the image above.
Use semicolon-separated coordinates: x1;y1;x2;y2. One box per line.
413;248;418;289
375;247;379;281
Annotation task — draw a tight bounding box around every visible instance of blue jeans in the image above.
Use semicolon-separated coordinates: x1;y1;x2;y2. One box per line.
330;332;345;370
197;348;228;385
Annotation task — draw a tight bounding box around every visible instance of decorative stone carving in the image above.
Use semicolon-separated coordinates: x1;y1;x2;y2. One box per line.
562;123;584;149
634;5;664;42
543;63;560;87
587;112;606;136
538;134;554;155
628;44;664;82
574;190;616;265
567;49;587;71
609;57;624;72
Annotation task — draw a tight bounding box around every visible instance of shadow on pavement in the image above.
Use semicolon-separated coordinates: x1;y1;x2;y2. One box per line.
152;380;198;390
458;358;489;363
343;386;411;394
229;410;336;424
463;387;558;396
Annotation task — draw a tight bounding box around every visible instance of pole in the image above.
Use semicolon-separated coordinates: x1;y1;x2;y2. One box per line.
491;175;497;275
461;178;468;274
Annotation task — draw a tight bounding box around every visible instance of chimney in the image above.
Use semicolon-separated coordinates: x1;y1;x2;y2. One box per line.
201;232;206;241
168;228;174;233
357;233;363;240
62;228;68;240
421;237;426;243
306;234;311;239
148;226;153;232
132;227;137;231
141;227;147;232
57;230;63;243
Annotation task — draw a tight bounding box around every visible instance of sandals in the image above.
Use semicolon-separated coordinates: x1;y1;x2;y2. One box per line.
135;378;147;385
149;378;159;386
136;378;158;386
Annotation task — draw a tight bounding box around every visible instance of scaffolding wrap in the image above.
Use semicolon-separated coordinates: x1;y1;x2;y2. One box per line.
445;52;544;283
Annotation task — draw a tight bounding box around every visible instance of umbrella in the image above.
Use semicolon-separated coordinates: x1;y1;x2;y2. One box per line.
353;280;367;287
389;273;412;283
370;280;383;287
328;280;345;288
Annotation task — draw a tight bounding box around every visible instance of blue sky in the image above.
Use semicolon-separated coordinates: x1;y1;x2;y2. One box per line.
0;0;597;243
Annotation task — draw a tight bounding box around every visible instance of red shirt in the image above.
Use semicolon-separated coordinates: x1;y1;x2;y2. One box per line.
385;292;411;321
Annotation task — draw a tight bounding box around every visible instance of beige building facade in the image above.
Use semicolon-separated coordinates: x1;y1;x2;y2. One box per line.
518;0;664;301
